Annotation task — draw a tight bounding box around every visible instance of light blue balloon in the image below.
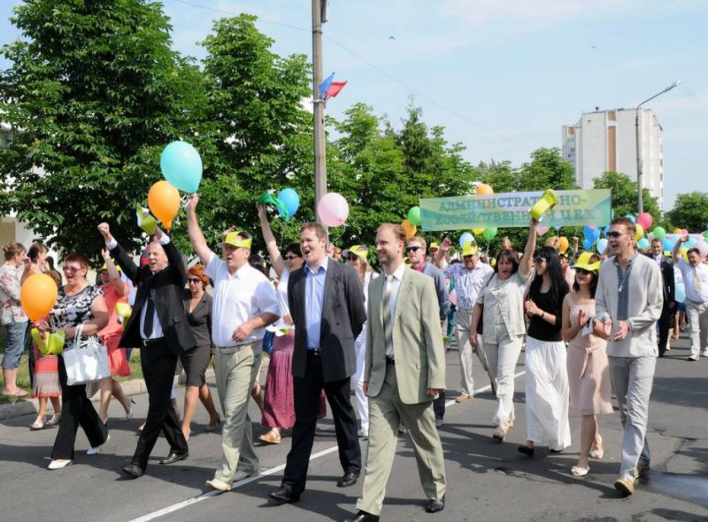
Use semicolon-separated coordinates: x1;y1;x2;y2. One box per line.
625;214;636;223
160;141;203;193
460;232;474;248
662;238;674;251
685;239;696;249
675;282;686;304
603;226;610;238
277;188;300;218
583;239;593;250
638;237;650;250
583;226;594;239
597;238;608;255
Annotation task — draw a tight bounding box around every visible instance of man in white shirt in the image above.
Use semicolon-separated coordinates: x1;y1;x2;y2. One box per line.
673;236;708;361
186;195;280;492
435;238;493;402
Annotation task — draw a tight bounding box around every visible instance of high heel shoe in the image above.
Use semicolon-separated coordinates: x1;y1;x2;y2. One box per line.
124;398;136;421
590;436;604;460
205;416;221;432
30;415;46;431
45;413;62;427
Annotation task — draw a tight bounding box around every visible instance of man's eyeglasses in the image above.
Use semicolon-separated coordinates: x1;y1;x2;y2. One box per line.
188;278;202;284
406;246;421;253
606;231;625;239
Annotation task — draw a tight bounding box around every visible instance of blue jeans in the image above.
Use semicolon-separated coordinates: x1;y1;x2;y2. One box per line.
2;318;28;370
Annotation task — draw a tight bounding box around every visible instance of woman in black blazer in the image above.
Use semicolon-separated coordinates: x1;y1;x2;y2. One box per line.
181;265;220;440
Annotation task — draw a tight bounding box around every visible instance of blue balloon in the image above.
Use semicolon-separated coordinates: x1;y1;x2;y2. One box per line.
597;238;608;255
160;141;203;193
603;226;610;238
675;282;686;304
685;239;696;249
460;232;474;248
583;239;593;250
625;214;636;223
583;226;594;239
662;238;674;251
277;188;300;218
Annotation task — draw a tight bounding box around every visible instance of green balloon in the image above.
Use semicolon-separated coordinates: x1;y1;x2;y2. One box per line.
652;226;666;240
407;206;421;226
482;227;498;241
703;230;708;241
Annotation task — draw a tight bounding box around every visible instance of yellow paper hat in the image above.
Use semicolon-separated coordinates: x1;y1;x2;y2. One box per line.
572;252;601;272
100;260;121;272
461;241;478;257
218;231;252;249
348;245;368;260
429;242;440;250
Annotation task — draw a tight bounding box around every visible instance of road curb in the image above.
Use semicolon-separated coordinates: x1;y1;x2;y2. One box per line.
0;368;217;421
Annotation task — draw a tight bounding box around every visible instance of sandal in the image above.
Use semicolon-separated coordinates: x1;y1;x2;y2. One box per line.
571;465;590;477
30;416;46;430
205;416;221;432
590;437;604;459
258;430;282;444
492;426;506;442
46;413;62;427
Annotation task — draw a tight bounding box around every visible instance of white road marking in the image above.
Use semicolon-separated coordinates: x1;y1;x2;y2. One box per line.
130;371;526;522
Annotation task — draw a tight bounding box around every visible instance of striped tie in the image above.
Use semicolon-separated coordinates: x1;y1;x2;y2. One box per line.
383;275;394;358
694;269;702;294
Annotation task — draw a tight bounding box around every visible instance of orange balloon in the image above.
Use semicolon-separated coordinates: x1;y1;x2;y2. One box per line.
476;184;494;196
401;219;417;240
21;273;58;322
673;228;682;235
559;236;569;253
148;180;181;230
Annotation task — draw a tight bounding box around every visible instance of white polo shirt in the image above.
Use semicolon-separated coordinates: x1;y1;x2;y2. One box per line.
204;251;280;347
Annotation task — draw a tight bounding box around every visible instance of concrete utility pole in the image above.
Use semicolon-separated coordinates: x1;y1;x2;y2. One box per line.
635;80;681;214
312;0;327;227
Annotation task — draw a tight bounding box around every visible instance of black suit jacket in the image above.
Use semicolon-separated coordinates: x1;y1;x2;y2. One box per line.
111;240;196;355
645;253;675;309
288;259;366;383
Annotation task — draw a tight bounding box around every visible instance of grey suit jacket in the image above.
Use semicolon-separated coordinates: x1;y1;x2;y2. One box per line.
421;263;451;320
288;259;367;382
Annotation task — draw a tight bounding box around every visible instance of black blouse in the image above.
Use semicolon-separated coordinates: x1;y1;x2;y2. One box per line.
184;290;213;348
526;281;569;343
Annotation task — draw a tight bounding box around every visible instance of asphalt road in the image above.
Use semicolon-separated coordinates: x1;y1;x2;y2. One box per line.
1;334;707;522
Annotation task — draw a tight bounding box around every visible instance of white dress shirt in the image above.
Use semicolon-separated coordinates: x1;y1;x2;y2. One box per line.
204;251;280;347
676;258;708;303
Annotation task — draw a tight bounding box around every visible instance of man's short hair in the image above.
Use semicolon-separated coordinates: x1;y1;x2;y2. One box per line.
377;224;406;243
300;222;327;241
688;247;700;257
407;236;427;250
651;238;662;245
610;217;636;237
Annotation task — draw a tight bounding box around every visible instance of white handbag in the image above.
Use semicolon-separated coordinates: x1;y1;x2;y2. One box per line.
63;324;111;386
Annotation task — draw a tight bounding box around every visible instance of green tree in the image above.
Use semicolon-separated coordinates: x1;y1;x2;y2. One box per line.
189;14;313;254
592;171;661;223
0;0;203;259
666;192;708;232
517;147;577;192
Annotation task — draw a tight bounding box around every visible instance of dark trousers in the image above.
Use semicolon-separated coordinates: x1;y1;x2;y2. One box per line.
658;305;673;356
433;391;446;420
51;356;108;460
283;352;361;494
131;340;188;470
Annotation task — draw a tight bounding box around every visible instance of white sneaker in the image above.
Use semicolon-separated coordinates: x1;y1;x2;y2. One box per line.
48;459;72;470
87;434;111;455
688;354;699;361
701;351;708;358
205;478;232;492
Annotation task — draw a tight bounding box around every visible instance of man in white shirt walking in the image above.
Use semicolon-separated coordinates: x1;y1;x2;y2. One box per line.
673;236;708;361
186;195;280;492
595;217;663;496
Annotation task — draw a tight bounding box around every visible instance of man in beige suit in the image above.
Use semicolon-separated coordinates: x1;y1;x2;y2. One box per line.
344;224;447;522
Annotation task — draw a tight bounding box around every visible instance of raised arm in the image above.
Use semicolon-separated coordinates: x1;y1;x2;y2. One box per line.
98;222;139;284
673;234;688;265
185;194;214;266
520;217;539;277
434;238;451;270
101;249;127;297
157;229;187;287
257;203;285;277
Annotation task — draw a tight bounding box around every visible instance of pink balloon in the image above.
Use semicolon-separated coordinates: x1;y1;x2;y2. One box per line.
682;229;689;235
317;192;349;227
637;212;653;230
537;225;550;236
696;241;708;259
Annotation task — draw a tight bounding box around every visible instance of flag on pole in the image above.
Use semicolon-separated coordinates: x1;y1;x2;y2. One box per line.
318;72;335;100
324;81;347;107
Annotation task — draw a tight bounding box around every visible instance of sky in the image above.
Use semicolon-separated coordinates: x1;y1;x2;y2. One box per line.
1;0;706;211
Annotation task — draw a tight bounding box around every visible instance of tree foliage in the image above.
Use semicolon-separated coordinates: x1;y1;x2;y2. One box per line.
592;171;661;223
666;192;708;232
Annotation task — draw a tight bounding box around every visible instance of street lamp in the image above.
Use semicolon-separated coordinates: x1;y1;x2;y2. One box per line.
635;80;682;214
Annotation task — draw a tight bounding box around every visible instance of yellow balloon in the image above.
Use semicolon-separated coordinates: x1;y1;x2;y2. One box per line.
21;273;58;321
148;180;181;231
473;228;485;236
635;224;644;241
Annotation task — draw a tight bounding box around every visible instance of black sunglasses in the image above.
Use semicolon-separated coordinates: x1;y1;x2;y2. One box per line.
606;231;625;239
188;278;202;283
284;254;301;260
406;246;421;253
347;255;359;261
534;256;547;263
576;268;594;275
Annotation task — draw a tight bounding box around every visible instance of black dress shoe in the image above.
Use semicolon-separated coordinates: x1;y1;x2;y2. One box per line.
160;452;188;465
425;496;445;513
343;510;380;522
122;464;144;479
517;445;535;456
268;486;301;504
337;471;360;488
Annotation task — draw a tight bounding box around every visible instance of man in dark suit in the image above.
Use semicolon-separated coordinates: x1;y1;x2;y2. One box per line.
269;222;367;504
98;222;196;478
646;238;675;356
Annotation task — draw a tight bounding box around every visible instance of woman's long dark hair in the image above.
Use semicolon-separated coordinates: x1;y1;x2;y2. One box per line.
529;246;567;309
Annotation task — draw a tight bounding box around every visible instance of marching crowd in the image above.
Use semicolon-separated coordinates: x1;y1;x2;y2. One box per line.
2;201;708;522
